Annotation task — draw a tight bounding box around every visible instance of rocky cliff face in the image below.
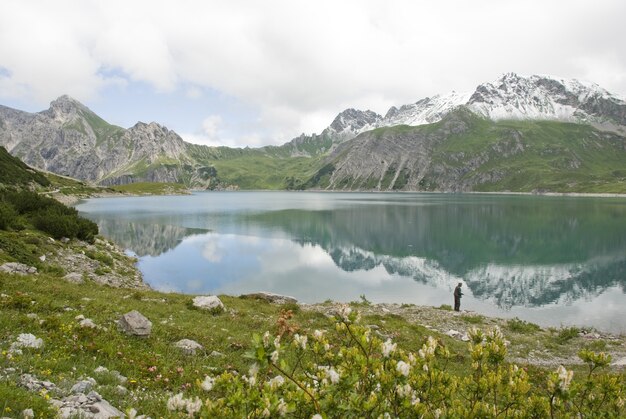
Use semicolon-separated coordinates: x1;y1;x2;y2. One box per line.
0;96;203;185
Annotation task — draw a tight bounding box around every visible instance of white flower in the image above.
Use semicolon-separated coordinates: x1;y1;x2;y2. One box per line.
249;363;259;377
556;365;573;391
274;335;281;349
277;398;288;416
338;304;352;321
166;393;186;411
201;376;215;391
396;383;413;397
262;408;271;417
268;375;285;389
396;360;410;377
185;397;202;417
271;350;279;363
313;329;326;341
312;415;323;419
423;364;429;372
381;339;397;358
293;334;308;350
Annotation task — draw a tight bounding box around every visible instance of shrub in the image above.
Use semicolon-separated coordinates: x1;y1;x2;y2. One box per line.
555;326;580;344
172;307;625;417
0;201;17;230
507;317;541;334
31;207;78;239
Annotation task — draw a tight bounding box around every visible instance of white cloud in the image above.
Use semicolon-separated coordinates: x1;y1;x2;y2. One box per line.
1;0;625;145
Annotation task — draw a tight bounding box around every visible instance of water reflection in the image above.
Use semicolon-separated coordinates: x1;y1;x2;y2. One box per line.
79;192;626;332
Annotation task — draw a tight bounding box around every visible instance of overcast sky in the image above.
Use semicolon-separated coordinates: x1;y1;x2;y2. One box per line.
1;0;625;148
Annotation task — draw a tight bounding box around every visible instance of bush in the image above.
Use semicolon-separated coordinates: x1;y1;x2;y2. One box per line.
507;317;541;334
167;307;625;417
0;201;17;230
31;207;79;239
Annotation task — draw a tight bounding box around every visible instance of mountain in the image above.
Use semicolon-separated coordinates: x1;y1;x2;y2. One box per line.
1;73;625;192
0;96;215;187
307;107;626;192
324;73;626;140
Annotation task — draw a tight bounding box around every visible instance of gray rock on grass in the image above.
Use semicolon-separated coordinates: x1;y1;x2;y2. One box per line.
174;339;204;355
192;295;224;312
118;310;152;337
241;292;297;305
0;262;37;275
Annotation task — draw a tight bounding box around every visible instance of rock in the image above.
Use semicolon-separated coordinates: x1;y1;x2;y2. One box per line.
64;272;84;284
0;262;37;275
80;318;97;328
61;237;70;243
445;329;461;338
11;333;44;351
174;339;204;355
611;357;626;367
117;310;152;337
22;409;34;418
71;379;94;394
241;292;297;304
115;385;128;395
39;255;46;262
192;295;225;312
210;350;225;357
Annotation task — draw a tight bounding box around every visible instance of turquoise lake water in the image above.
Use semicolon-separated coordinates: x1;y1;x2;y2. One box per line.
76;191;626;333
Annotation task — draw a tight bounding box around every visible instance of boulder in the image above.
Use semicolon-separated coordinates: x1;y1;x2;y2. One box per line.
0;262;37;275
118;310;152;337
174;339;204;355
241;292;297;305
192;295;224;312
64;272;84;284
11;333;44;351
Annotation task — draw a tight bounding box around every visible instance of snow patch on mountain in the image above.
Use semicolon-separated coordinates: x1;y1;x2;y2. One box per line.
325;73;626;140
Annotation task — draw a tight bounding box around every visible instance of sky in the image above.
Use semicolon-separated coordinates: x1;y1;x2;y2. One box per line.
1;0;625;148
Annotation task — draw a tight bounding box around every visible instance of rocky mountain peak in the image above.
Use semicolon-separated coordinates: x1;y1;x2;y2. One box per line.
328;108;382;134
45;95;94;123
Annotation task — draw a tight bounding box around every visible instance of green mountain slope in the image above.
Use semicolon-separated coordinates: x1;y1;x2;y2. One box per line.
0;146;50;187
306;108;626;193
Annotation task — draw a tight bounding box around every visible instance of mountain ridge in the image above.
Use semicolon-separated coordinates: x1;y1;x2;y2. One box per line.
1;72;625;192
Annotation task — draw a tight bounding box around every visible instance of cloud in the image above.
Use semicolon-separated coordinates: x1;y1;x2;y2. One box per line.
1;0;626;145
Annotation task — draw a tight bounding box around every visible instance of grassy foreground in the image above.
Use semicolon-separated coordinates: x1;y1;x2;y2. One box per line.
1;264;625;416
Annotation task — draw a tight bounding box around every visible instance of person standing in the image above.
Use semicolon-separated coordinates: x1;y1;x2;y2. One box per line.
453;282;463;311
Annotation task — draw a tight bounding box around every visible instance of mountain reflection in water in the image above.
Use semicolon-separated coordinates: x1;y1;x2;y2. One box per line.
78;192;626;333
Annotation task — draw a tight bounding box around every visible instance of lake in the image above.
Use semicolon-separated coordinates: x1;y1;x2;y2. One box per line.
76;191;626;333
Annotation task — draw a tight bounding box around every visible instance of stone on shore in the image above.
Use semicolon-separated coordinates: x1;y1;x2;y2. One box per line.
241;292;297;305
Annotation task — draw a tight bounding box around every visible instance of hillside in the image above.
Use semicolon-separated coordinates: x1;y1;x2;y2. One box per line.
308;108;626;193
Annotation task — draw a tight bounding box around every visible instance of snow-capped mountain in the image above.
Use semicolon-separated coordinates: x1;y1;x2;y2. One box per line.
326;73;626;139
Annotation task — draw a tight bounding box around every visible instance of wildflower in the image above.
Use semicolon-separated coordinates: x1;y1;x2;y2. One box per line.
338;304;352;321
556;365;573;391
166;393;186;411
313;329;326;341
262;408;271;417
293;334;308;350
396;383;413;398
274;335;281;349
312;415;323;419
277;398;288;416
186;397;202;417
263;331;271;347
434;408;442;418
381;339;396;358
423;364;429;372
268;375;285;389
270;350;279;363
396;360;410;377
319;366;340;384
147;366;157;372
201;376;215;391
